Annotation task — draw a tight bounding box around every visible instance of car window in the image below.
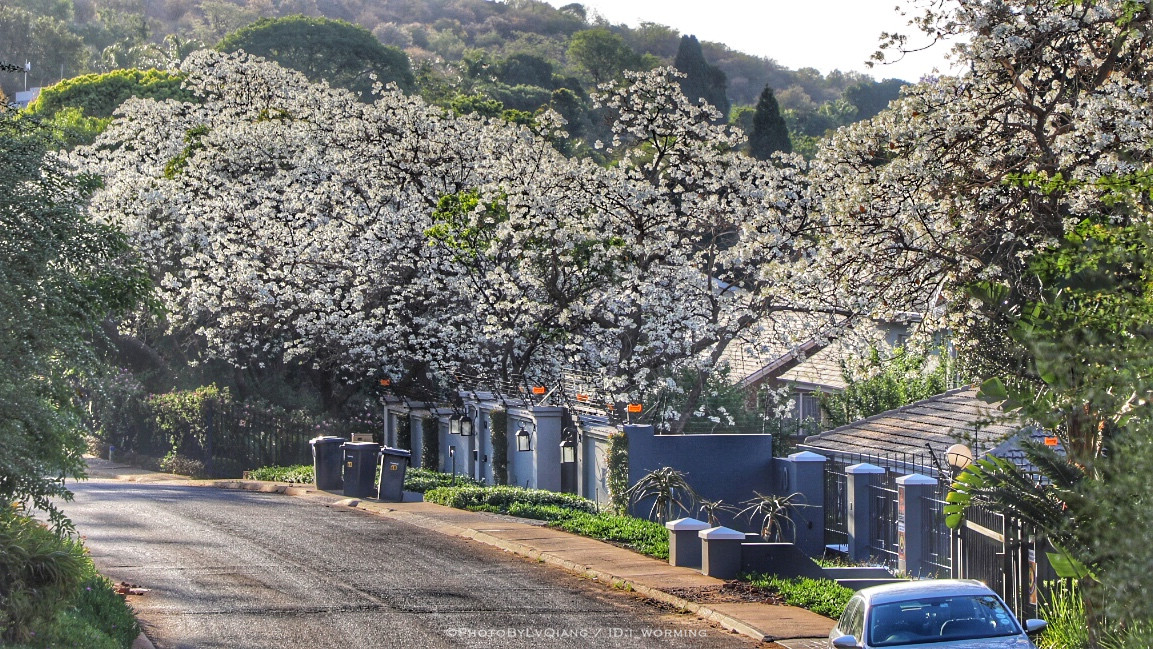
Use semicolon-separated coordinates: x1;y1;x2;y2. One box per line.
838;597;863;638
867;594;1022;647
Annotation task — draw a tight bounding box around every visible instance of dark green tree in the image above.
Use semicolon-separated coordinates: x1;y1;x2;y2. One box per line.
498;52;554;88
820;346;947;428
0;106;151;530
216;16;415;99
673;34;729;118
844;78;905;122
0;7;86;98
567;28;640;85
748;85;791;159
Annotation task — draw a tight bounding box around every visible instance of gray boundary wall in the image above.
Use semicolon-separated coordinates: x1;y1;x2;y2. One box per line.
626;425;775;531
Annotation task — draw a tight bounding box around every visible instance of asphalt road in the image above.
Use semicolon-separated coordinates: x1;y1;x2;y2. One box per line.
64;480;761;649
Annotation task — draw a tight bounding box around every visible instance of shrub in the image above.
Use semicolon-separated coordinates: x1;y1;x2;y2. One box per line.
159;451;206;478
744;574;854;619
0;513;88;643
422;487;668;559
402;468;479;493
424;485;597;513
606;430;629;515
67;575;141;647
248;464;314;483
1037;580;1089;649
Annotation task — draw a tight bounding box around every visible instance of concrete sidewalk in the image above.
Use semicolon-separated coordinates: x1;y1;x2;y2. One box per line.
81;457;835;646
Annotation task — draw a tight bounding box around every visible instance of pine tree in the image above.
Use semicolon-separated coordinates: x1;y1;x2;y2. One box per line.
673;35;729;118
748;85;791;159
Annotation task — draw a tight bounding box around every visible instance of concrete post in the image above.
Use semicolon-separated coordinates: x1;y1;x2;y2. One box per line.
846;463;885;562
897;473;938;578
531;407;564;492
785;451;826;556
666;518;711;568
699;526;746;579
409;413;424;469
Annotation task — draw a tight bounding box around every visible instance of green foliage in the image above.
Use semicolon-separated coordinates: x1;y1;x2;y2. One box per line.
29;68;192;119
1037;580;1091;649
402;467;480;493
606;431;630;515
31;105;111;148
737;491;802;542
0;512;88;643
0;109;150;529
490;409;508;485
248;464;314;483
216;15;415;98
673;35;729;118
567;28;640;84
625;466;698;525
162;124;209;179
844;78;905;121
819;346;947;428
420;415;439;470
423;484;597;513
748;85;791;159
743;574;855;619
500;503;669;560
0;7;86;99
146;384;229;461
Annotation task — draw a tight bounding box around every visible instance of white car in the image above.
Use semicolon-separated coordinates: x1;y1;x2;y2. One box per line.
829;579;1047;649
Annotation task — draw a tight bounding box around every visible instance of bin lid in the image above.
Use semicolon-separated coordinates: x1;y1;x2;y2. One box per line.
310;435;347;446
379;446;411;458
340;441;381;451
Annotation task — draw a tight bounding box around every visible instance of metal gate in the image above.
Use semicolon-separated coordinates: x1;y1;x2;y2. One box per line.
952;506;1039;618
824;460;849;552
868;471;900;569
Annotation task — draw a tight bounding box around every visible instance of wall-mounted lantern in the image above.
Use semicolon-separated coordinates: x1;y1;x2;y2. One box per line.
516;425;532;452
459;415;474;437
449;415;462;435
560;438;577;464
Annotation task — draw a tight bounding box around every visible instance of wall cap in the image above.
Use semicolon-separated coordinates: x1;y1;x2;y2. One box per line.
788;451;828;463
699;526;746;540
896;473;938;486
666;517;711;531
845;463;886;475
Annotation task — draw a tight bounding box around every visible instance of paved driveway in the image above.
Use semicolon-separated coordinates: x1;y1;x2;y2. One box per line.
65;480;763;648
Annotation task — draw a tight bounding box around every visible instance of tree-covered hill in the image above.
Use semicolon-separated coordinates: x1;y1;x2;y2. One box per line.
6;0;906;155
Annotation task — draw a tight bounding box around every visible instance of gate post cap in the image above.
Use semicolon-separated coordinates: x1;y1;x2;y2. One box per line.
699;526;746;540
666;517;711;531
896;473;937;486
788;451;827;462
846;463;885;474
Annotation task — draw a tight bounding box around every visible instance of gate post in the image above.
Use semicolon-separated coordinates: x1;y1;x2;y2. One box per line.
897;473;937;577
846;463;885;562
784;451;826;556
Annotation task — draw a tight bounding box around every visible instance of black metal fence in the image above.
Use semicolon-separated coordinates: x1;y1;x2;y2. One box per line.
107;398;375;478
823;460;849;551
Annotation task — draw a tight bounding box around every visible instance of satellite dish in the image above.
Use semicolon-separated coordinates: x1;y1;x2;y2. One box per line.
945;444;974;470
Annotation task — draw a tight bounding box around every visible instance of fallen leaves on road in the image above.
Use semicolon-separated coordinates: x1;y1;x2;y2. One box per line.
113;581;151;597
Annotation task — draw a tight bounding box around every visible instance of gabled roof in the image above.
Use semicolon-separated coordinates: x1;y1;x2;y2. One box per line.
801;387;1023;462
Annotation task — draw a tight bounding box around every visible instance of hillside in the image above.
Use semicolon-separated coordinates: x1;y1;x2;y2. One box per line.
4;0;905;154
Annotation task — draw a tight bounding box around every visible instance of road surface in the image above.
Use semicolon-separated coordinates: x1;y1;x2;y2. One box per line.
64;480;762;648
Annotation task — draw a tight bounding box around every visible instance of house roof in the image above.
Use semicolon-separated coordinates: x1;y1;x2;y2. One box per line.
776;340;852;390
800;386;1024;464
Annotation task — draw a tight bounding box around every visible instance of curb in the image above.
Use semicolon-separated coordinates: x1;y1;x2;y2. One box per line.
210;480;790;643
132;631;155;649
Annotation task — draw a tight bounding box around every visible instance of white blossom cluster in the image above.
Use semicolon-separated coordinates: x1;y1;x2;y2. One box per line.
75;0;1152;406
76;52;818;402
809;0;1153;354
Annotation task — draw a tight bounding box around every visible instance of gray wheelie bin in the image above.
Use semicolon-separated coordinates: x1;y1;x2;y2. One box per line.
377;447;412;502
310;436;347;491
341;441;380;498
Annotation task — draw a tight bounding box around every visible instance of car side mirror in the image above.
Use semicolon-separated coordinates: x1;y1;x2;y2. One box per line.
832;635;862;649
1024;619;1047;635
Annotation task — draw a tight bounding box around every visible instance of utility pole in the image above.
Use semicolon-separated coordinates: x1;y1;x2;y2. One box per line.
24;61;30;91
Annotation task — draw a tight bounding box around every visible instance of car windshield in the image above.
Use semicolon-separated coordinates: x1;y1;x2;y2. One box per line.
867;594;1022;646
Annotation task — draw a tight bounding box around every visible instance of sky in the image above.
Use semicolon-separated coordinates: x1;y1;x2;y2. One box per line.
542;0;961;83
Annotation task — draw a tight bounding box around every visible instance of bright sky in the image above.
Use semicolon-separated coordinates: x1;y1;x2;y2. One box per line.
543;0;961;83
